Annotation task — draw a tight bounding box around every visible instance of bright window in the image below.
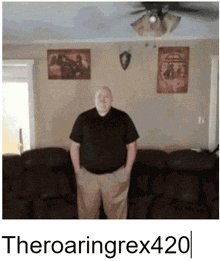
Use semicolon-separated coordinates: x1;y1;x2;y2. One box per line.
2;60;35;154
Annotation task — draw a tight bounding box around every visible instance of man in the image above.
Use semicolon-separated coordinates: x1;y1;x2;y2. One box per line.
69;87;139;219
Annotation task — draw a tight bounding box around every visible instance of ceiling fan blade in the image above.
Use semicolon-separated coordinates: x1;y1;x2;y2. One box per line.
163;13;181;33
177;2;219;12
141;2;169;11
130;9;147;15
129;2;170;15
128;2;145;9
168;9;219;21
168;2;219;21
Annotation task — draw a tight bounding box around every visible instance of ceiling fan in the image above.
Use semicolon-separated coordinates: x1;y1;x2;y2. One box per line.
129;2;219;37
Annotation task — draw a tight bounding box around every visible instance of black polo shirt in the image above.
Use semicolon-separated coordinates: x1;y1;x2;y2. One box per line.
69;107;139;174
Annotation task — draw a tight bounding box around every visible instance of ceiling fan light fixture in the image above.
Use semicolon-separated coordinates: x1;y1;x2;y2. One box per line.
131;13;167;37
131;9;181;38
149;15;157;23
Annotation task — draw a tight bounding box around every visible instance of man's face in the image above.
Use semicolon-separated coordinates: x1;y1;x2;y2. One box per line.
95;88;112;115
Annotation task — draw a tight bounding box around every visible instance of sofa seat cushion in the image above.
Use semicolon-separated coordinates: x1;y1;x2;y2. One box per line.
3;154;23;178
21;147;69;169
167;150;217;171
202;177;219;205
3;177;11;192
8;166;60;199
128;194;155;219
209;198;219;219
9;175;27;199
128;161;167;199
56;170;73;197
3;178;15;204
3;199;31;219
60;158;77;194
24;167;61;199
164;171;200;202
9;164;74;200
33;197;78;219
150;198;209;219
151;172;166;195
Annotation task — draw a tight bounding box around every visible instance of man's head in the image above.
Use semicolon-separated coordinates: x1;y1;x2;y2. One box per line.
95;87;113;116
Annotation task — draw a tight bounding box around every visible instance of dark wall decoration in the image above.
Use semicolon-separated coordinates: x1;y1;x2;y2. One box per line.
119;51;131;70
47;49;90;80
157;47;189;93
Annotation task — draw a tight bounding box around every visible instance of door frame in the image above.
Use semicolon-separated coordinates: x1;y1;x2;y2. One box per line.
208;55;219;151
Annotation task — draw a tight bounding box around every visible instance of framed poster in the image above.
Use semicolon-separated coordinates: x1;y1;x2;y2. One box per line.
47;49;90;80
157;47;189;93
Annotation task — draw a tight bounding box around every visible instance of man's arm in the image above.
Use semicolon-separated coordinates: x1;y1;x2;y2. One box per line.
70;141;81;173
125;141;137;172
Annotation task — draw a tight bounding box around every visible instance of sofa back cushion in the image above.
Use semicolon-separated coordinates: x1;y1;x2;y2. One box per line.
3;154;23;178
21;147;69;169
167;150;217;171
136;149;168;169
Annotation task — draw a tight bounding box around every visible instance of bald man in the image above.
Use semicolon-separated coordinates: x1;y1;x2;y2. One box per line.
69;87;139;219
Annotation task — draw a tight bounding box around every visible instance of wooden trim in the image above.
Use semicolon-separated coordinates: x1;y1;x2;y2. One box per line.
208;55;219;151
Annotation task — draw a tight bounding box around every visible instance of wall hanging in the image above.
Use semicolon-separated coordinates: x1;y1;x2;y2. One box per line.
157;47;189;93
47;49;90;80
119;50;131;70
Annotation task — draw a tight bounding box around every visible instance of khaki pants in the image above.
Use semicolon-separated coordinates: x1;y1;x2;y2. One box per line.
75;167;131;219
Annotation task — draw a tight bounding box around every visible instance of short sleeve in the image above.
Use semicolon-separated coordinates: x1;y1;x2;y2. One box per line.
124;114;139;144
69;115;83;143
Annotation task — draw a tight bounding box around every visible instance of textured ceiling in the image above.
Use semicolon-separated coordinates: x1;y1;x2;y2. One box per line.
2;2;219;44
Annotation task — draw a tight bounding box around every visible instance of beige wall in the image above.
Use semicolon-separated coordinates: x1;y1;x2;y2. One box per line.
3;38;219;150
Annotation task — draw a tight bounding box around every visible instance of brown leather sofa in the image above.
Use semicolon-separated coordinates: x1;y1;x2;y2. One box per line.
3;147;219;219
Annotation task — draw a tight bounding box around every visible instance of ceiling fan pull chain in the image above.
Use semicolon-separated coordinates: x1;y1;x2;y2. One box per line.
153;37;157;48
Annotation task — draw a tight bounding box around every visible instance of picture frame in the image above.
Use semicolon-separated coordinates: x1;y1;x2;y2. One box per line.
47;49;91;80
157;47;189;93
